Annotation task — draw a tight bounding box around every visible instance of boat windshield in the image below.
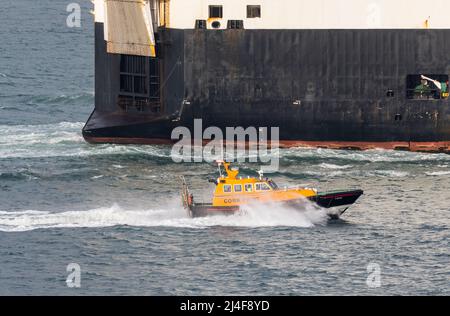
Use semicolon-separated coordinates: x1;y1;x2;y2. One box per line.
268;180;278;189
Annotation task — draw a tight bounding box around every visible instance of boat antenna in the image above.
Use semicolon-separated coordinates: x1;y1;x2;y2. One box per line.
258;168;264;180
216;160;224;177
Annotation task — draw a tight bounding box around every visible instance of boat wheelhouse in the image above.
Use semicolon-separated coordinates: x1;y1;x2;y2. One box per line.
181;161;363;219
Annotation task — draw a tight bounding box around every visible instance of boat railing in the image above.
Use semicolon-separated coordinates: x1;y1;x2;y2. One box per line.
406;88;447;100
117;97;161;113
180;176;192;209
180;176;213;207
282;185;317;193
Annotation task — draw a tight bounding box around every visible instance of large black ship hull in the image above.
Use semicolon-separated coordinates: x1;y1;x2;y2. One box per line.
83;23;450;152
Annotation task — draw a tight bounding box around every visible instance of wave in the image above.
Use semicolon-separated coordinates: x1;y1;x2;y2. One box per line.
0;93;94;107
24;93;94;106
0;122;172;159
370;170;410;177
0;120;448;164
317;163;353;170
303;170;345;177
0;122;85;158
282;147;450;163
425;171;450;176
0;72;13;86
0;170;38;181
0;201;327;232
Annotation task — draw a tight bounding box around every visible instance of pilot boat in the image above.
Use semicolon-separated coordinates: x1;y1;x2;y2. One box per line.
181;161;363;219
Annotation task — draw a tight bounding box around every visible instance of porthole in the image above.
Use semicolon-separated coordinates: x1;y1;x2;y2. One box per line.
211;21;221;29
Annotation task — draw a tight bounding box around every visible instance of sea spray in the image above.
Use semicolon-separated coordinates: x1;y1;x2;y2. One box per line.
0;198;328;232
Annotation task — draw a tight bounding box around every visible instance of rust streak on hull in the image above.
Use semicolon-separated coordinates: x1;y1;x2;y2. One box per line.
278;141;450;153
83;136;450;153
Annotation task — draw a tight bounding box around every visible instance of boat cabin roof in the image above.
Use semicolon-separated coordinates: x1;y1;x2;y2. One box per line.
214;162;278;194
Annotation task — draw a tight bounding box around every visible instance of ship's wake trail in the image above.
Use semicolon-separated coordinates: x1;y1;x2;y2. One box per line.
0;200;327;232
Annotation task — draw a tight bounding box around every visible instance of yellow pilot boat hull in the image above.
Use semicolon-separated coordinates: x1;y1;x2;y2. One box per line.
181;162;363;220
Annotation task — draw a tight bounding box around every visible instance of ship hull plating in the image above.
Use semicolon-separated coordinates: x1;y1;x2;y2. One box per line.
83;24;450;153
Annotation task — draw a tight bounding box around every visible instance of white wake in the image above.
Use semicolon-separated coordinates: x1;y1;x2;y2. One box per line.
0;201;328;232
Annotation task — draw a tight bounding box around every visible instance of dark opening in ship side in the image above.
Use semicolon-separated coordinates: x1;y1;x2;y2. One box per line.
83;0;450;153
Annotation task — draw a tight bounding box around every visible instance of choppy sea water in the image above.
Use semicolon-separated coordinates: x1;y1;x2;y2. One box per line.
0;1;449;295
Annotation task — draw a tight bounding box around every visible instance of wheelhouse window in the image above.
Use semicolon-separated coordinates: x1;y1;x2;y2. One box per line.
234;185;242;193
407;74;449;100
245;184;253;192
268;180;278;190
255;183;271;191
247;5;261;18
209;5;223;18
223;185;232;193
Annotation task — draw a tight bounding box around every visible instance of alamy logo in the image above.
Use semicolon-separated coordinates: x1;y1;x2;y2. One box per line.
171;119;280;172
367;3;381;28
66;3;81;28
66;263;81;288
366;263;381;288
